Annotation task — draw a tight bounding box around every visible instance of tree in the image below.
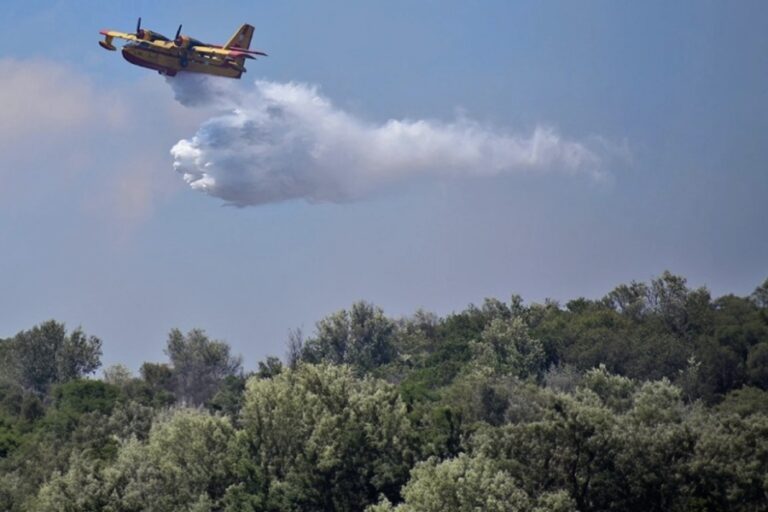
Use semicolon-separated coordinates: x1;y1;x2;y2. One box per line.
604;281;650;321
137;362;176;406
165;329;243;405
746;342;768;389
369;454;532;512
140;362;173;390
302;302;396;372
7;321;102;395
581;365;635;413
256;356;284;379
716;387;768;417
34;451;114;511
102;364;133;387
609;381;695;512
286;328;304;370
686;413;768;510
35;408;237;512
474;390;619;512
471;318;546;380
391;309;440;364
751;278;768;309
51;380;120;419
234;364;414;511
481;298;512;322
647;272;692;334
208;375;247;419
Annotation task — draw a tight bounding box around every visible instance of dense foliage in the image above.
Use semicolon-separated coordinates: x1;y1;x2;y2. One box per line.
1;272;767;511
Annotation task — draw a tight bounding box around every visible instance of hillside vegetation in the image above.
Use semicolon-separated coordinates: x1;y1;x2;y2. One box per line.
1;272;767;511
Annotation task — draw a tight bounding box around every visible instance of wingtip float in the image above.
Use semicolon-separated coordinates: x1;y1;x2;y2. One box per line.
98;18;267;79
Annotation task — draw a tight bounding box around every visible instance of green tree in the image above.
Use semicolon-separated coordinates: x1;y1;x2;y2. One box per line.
302;302;396;372
208;374;247;419
746;342;768;389
6;321;102;395
716;387;768;417
686;413;768;510
474;390;619;512
581;365;635;413
36;408;236;512
0;418;20;458
102;364;133;387
609;381;695;512
471;317;546;380
34;452;114;511
233;364;414;511
50;380;120;419
123;362;176;408
604;280;650;321
165;328;243;405
751;278;768;309
647;271;694;335
256;356;284;379
369;454;532;512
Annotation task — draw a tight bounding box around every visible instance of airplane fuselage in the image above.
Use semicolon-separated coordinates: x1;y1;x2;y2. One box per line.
122;42;245;78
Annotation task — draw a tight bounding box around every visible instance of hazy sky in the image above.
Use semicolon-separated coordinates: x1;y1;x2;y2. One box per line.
1;0;766;371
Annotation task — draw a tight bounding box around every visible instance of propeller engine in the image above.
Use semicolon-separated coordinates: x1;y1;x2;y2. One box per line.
134;17;170;42
174;25;188;47
136;17;144;39
174;25;205;49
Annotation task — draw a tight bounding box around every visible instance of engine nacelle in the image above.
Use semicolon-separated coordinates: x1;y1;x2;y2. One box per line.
174;35;204;49
137;29;169;42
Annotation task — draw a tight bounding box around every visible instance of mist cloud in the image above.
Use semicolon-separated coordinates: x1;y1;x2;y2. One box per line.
169;76;607;206
0;59;126;147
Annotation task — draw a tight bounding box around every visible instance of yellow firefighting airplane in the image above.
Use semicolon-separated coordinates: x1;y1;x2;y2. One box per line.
99;18;267;79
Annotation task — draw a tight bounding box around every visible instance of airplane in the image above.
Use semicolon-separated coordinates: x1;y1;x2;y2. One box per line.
99;18;267;79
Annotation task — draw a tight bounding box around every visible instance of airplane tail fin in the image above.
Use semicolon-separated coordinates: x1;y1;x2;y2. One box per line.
225;24;254;50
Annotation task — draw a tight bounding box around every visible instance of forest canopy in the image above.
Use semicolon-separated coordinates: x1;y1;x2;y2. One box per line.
1;272;767;511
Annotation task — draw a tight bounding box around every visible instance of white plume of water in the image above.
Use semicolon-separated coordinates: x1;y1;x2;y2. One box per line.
169;75;605;206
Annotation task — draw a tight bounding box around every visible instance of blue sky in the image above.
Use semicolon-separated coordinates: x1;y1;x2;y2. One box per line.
1;0;766;371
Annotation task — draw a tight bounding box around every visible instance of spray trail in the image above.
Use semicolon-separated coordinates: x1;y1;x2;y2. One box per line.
169;76;606;206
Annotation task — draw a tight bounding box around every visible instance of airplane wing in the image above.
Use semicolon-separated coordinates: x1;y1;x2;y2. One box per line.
99;30;176;51
99;30;141;43
191;46;267;59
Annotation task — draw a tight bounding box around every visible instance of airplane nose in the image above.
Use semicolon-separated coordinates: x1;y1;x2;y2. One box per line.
121;47;142;65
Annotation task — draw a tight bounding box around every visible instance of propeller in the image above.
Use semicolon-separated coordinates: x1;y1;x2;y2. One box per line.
136;17;145;39
174;24;188;65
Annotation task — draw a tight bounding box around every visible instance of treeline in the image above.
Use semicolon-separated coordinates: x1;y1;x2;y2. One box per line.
0;272;767;511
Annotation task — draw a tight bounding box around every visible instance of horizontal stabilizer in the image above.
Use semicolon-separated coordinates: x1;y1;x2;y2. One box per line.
230;47;267;57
